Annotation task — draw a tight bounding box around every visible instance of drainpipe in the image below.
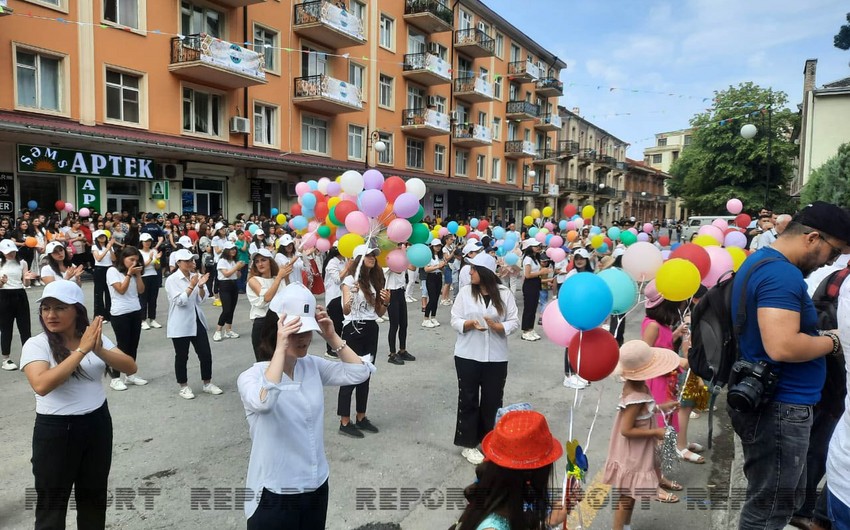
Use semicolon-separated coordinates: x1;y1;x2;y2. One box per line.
447;0;460;184
243;6;249;150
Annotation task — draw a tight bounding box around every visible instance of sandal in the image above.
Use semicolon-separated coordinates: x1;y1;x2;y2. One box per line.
690;411;701;419
677;448;705;464
655;490;680;503
688;442;705;453
660;478;683;491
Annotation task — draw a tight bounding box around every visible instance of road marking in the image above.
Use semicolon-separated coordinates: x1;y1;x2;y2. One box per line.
567;468;610;529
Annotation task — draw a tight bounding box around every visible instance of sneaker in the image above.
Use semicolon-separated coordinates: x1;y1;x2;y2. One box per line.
339;422;364;438
109;378;128;391
225;330;240;339
212;299;222;307
431;318;440;327
530;330;542;340
203;383;223;395
563;374;589;389
1;359;17;371
375;317;385;323
125;374;148;386
388;353;405;365
521;331;536;341
141;320;151;330
398;350;416;361
178;386;195;400
355;417;379;433
422;320;434;328
461;447;485;465
406;296;416;303
213;331;223;342
149;319;162;329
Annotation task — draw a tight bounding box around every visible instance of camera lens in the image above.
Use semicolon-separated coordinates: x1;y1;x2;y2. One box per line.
728;378;765;412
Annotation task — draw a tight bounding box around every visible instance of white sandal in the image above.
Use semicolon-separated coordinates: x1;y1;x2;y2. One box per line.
676;448;705;464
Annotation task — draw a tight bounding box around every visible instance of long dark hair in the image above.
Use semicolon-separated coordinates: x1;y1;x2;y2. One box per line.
39;303;91;379
43;246;72;275
256;310;281;362
522;246;540;264
322;246;342;277
646;299;681;329
249;253;279;279
344;254;385;308
115;245;142;274
471;266;506;317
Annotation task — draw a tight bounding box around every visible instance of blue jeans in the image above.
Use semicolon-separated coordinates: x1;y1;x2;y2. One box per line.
728;401;813;530
828;487;850;530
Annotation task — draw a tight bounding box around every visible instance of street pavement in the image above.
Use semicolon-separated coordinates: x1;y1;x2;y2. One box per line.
0;281;734;529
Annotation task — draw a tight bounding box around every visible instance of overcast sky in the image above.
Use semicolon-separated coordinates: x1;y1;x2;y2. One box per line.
487;0;850;158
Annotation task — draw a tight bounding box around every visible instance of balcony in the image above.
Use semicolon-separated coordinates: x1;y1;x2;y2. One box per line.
597;186;616;198
657;195;670;203
293;74;363;113
293;1;366;49
453;76;494;103
401;107;451;138
577;148;596;164
505;100;540;121
533;148;559;165
536;77;564;98
558;178;579;191
535;113;562;131
402;52;451;86
508;60;541;83
169;34;266;89
559;140;579;157
0;0;13;15
615;161;628;173
213;0;265;7
403;0;453;33
454;28;495;58
505;140;536;159
453;123;492;147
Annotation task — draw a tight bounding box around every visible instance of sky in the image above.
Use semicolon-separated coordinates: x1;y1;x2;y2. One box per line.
486;0;850;159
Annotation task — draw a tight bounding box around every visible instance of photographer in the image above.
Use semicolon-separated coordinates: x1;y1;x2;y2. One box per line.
729;202;850;530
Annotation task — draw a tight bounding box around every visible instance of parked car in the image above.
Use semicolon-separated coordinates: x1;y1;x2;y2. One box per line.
681;215;736;241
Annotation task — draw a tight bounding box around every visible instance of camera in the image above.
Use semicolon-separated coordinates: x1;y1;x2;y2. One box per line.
727;360;779;412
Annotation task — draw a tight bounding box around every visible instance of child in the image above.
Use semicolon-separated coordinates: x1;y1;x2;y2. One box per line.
603;340;683;530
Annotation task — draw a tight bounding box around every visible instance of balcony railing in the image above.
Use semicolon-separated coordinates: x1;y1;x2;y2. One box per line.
559;178;579;191
533;148;559;164
453;123;492;145
293;1;366;49
453;76;494;102
505;140;536;158
1;0;14;15
615;161;628;172
535;113;562;131
403;0;453;33
597;186;615;197
402;52;451;85
506;100;540;120
507;60;541;82
535;77;564;97
578;148;596;163
401;107;451;137
559;140;579;156
454;28;495;57
293;74;363;113
169;34;266;89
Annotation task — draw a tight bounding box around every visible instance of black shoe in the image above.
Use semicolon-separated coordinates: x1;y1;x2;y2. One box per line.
388;353;405;365
339;422;364;438
355;417;379;433
398;350;416;361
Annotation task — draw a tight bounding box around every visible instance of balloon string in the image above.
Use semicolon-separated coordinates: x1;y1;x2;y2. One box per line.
584;385;604;454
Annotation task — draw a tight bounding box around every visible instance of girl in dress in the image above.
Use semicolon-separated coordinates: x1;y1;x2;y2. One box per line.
246;249;288;360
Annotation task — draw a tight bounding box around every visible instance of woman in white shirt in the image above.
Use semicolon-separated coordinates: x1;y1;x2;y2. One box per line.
450;253;519;465
138;233;163;330
214;242;244;342
246;249;288;360
520;239;551;341
105;246;147;391
210;222;228;307
237;283;373;528
385;245;414;366
91;230;115;321
40;241;83;286
322;244;347;358
20;280;136;529
423;239;447;328
248;229;269;257
440;234;457;306
0;239;37;370
275;234;304;286
457;240;483;291
31;216;47;286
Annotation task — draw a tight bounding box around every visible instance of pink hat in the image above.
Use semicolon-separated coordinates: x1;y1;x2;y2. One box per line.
644;279;664;309
616;340;680;381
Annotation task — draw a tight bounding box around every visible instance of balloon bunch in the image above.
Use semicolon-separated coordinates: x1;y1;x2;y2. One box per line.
53;200;76;214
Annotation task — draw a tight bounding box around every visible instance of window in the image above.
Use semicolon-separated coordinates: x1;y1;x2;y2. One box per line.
506;161;516;183
182;87;222;136
495;33;504;58
377;133;393;164
379;74;393;108
25;0;62;7
253;103;277;146
348;124;364;160
406;139;425;169
301;115;328;154
434;144;446;173
349;62;365;94
182;177;224;216
181;2;223;38
507;122;518;141
456;150;469;176
478;111;487;127
492;117;501;141
657;137;667;147
379;14;394;49
458;9;472;30
476;155;486;179
106;69;140;124
104;0;139;29
351;0;366;29
494;76;502;99
684;134;692;146
254;25;278;73
652;154;662;164
432;95;446;114
672;150;679;162
510;44;521;63
16;49;62;112
407;85;425;110
302;45;327;77
492;158;501;182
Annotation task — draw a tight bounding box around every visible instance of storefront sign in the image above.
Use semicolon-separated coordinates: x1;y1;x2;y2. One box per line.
17;144;155;179
0;173;14;215
433;194;444;206
250;179;264;202
151;181;170;200
77;177;102;214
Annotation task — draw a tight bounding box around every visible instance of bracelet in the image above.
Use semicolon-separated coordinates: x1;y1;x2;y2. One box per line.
73;347;86;355
330;341;347;354
820;330;842;356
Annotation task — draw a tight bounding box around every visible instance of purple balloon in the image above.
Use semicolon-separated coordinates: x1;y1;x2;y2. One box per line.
359;189;387;218
326;182;341;197
393;192;420;218
363;169;385;191
724;230;747;249
637;232;650;242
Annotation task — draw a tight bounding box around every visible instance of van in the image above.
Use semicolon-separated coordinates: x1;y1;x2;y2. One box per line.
681;216;736;241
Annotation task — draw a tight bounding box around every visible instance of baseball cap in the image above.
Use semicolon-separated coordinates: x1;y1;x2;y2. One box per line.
794;202;850;245
0;240;17;254
92;230;107;240
45;241;65;254
178;236;193;248
172;248;199;262
574;248;590;259
469;253;497;273
222;241;235;250
138;233;153;242
254;229;265;236
214;222;224;231
36;279;85;305
279;234;294;247
462;240;483;256
612;247;625;259
268;284;321;333
430;239;443;247
521;238;541;250
253;248;274;260
353;244;379;258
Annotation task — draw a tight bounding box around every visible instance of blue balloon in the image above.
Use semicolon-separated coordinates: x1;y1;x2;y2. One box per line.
598;243;609;253
248;224;259;235
291;215;309;231
559;220;568;231
608;227;621;241
502;238;516;251
597;268;638;315
493;226;506;240
496;247;507;257
504;253;519;266
302;193;317;209
558;272;614;330
671;242;681;251
470;218;479;228
447;221;459;234
307;180;318;190
545;234;553;245
572;215;581;221
590;226;602;235
27;200;38;210
271;207;279;216
406;243;432;267
529;227;539;237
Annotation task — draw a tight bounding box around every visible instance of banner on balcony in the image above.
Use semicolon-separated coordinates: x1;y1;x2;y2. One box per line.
321;2;365;41
200;34;266;81
424;54;451;80
424;109;450;131
323;76;363;109
473;77;493;98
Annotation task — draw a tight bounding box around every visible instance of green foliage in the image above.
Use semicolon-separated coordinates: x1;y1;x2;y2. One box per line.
668;82;798;215
835;13;850;50
801;143;850;205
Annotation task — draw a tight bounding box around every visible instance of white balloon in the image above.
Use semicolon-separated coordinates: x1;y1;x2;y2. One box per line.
340;170;364;196
317;177;330;194
406;178;427;200
621;242;664;282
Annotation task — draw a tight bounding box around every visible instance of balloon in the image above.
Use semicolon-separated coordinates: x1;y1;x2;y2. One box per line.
248;224;259;235
568;329;620;382
735;213;752;229
542;206;554;218
301;193;317;210
55;200;65;211
591;234;604;248
504;253;519;266
382;176;406;202
317;225;331;238
535;232;547;243
622;242;664;281
549;235;564;249
358;189;387;217
25;237;37;248
658;235;670;247
386;248;409;273
541;301;579;347
439;227;450;237
469;217;479;228
104;230;111;239
589;226;602;235
523;215;533;227
273;213;284;225
727;198;743;215
655;259;701;301
531;208;541;219
670;243;711;279
642;222;653;234
340;170;364;195
334;200;358;224
79;207;91;217
698;224;725;244
456;226;468;237
301;232;317;250
338;233;365;258
295;182;310;197
447;221;459;234
548;248;567;262
637;233;650;242
64;203;74;212
290;215;308;231
693;234;721;247
558;273;613;330
703;246;734;288
326;182;342;197
314;202;329;221
27;200;38;210
597;267;638;315
493;226;506;240
559;220;568;231
291;203;303;217
393;192;420;218
620;230;637;246
271;207;279;216
478;219;490;231
409;223;431;245
408;205;425;224
315;238;331;252
384;218;411;243
566;230;578;242
344;211;370;235
502;238;516;251
724;231;747;249
406;178;427;199
727;246;747;272
599;243;609;253
712;218;729;230
574;218;584;230
661;249;671;260
608;227;621;241
317;178;330;194
406;243;432;267
307;180;319;191
362;169;385;190
564;204;577;218
529;227;539;237
582;205;596;219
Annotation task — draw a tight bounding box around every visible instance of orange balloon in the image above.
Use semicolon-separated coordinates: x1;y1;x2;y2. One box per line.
377;202;396;227
566;230;578;242
25;237;37;248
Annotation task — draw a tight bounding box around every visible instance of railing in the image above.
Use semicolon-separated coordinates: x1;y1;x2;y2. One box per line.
454;28;495;53
597;186;615;197
505;140;536;156
402;107;450;131
563;178;579;190
615;161;628;171
559;140;579;155
293;74;363;108
453;123;492;143
404;0;453;25
508;60;541;79
537;113;562;129
578;148;596;161
506;100;540;116
576;181;594;192
294;1;366;41
536;148;559;160
403;52;451;79
170;34;266;80
536;77;564;93
453;76;493;98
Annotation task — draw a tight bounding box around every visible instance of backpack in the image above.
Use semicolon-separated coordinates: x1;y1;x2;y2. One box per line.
811;267;850;418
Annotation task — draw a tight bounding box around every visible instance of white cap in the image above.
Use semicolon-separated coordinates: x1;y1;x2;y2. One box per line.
462;240;483;256
279;234;294;247
268;284;321;333
254;229;265;236
45;241;65;254
172;248;199;262
353;244;379;259
214;222;224;231
92;230;107;240
430;239;443;247
574;248;590;259
521;239;541;250
222;241;235;250
612;247;625;258
469;253;497;273
138;233;153;242
36;279;85;305
332;240;339;248
178;236;193;248
0;239;17;254
253;248;274;260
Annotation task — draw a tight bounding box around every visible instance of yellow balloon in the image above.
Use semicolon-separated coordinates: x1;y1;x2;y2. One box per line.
531;208;541;219
276;213;286;224
335;176;342;183
523;215;534;227
338;233;364;258
456;226;467;237
431;230;440;239
328;196;341;209
655;258;701;302
377;249;389;268
727;246;747;272
104;230;111;239
156;200;166;210
582;205;596;219
434;224;443;231
693;234;720;247
591;234;604;249
542;206;553;217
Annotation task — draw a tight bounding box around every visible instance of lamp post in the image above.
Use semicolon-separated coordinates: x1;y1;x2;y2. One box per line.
740;92;773;209
365;129;387;170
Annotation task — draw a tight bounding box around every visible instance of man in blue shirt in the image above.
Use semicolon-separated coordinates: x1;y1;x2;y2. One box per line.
730;201;850;530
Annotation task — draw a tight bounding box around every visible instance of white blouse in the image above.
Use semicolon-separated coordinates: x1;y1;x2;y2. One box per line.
385;270;406;290
247;277;276;320
450;285;519;363
323;256;345;302
342;276;379;324
0;259;26;290
275;254;303;286
217;259;240;281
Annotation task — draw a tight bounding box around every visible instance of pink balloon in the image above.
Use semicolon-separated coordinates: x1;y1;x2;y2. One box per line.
344;211;370;235
566;221;576;231
542;300;579;347
724;230;747;249
703;246;734;288
359;189;387;217
661;249;671;260
549;248;567;262
315;238;331;252
712;218;729;230
628;227;638;235
468;233;480;240
307;221;319;232
387;248;409;273
336;226;349;237
549;235;564;248
78;208;91;217
326;182;341;197
727;198;743;215
643;222;654;234
362;169;385;191
393;192;420;218
698;224;725;244
301;232;317;249
64;203;74;212
622;241;664;282
535;232;547;243
295;182;310;197
439;227;450;237
574;218;585;230
386;218;413;243
544;222;555;231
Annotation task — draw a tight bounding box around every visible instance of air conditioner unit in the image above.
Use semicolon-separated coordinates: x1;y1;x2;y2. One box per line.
159;163;184;181
450;110;459;122
230;116;251;134
428;42;440;55
427;95;438;107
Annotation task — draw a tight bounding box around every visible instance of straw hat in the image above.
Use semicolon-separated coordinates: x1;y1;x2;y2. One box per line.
616;340;680;381
481;410;563;470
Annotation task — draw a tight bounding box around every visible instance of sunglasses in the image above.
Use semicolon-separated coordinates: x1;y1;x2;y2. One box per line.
819;234;843;262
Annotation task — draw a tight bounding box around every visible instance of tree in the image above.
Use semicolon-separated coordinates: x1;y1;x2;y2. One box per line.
667;82;798;215
801;143;850;205
835;13;850;50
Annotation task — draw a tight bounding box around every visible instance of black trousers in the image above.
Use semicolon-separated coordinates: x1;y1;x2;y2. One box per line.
337;320;379;417
139;274;160;320
424;273;442;318
172;318;213;384
608;314;627;346
31;401;112;530
92;266;112;319
0;289;30;356
325;297;344;356
247;480;329;530
796;404;842;521
107;310;142;378
454;357;508;448
521;277;541;330
251;317;265;362
217;280;238;326
387;288;408;353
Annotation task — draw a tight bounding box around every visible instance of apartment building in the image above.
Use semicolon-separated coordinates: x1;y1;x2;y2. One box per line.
643;128;691;220
0;0;565;222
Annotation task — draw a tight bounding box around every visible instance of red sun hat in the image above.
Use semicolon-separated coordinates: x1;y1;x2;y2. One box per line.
481;410;563;470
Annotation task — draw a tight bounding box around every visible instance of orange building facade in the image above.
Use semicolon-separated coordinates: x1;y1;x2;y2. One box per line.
0;0;566;222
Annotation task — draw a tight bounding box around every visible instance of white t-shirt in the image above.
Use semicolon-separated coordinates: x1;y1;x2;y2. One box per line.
106;267;141;315
93;245;113;267
20;333;117;415
342;276;379;324
0;259;26;290
385;270;406;290
40;264;58;282
827;275;850;506
211;236;227;261
217;259;240;281
522;256;541;275
138;248;158;277
275;254;303;285
554;259;569;284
